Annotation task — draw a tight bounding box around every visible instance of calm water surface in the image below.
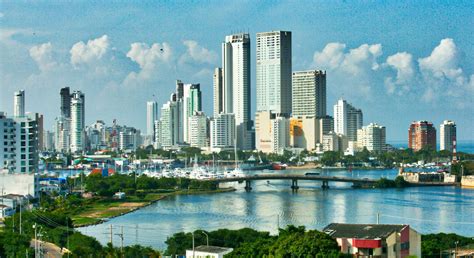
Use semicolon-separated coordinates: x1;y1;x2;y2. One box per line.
78;168;474;250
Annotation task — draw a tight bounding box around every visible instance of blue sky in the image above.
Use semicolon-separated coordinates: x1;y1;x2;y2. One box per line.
0;1;473;141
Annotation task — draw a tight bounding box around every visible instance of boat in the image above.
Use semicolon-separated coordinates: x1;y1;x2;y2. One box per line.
305;172;320;176
272;163;288;170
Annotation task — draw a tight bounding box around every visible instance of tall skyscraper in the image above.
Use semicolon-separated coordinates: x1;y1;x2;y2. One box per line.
60;87;71;118
183;83;202;143
160;100;179;148
357;123;387;152
55;116;70;152
70;91;85;152
408;121;436;151
213;67;224;116
440;120;456;152
334;99;363;142
146;101;159;137
292;70;326;117
13;90;25;117
26;113;44;151
222;33;252;150
256;31;292;115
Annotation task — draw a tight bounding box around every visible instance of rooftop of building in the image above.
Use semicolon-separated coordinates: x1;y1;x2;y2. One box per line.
323;223;408;239
192;245;233;253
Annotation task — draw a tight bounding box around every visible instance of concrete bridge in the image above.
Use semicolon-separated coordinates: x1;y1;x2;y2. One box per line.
205;174;458;191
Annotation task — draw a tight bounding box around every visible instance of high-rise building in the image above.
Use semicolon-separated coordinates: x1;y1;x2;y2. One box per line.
54;116;70;152
318;115;334;142
0;112;38;173
408;121;436;151
210;113;235;151
357;123;387;152
256;31;292;115
26;113;44;151
289;116;318;151
43;130;55;151
160;101;179;148
183;83;202;143
213;67;224;116
255;111;289;154
334;99;363;142
13;90;25;117
292;70;326;117
119;127;141;151
146;101;159;137
188;111;208;148
60;87;71;118
70;91;85;152
222;33;253;150
440;120;456;152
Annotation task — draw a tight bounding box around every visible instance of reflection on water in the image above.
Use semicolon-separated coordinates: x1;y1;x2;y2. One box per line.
78;169;474;250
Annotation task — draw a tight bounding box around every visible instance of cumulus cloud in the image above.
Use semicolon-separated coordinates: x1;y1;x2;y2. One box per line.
29;42;57;72
312;42;383;97
124;42;173;84
70;35;109;66
180;40;218;64
384;52;415;94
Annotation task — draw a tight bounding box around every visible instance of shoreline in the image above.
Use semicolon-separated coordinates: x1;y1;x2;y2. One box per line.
74;187;236;228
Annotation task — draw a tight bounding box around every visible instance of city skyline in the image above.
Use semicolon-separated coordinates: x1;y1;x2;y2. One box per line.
0;1;473;141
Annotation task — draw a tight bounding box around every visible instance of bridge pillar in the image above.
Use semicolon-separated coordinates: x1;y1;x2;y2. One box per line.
244;180;252;191
322;180;329;190
291;179;299;190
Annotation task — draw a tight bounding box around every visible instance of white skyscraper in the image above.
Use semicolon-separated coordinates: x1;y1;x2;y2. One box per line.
222;33;252;150
70;91;85;153
210;113;235;151
256;31;292;115
55;116;70;152
440;120;456;152
334;99;363;142
160;101;179;148
13;90;25;117
146;101;159;137
357;123;386;152
292;70;326;117
188;111;208;148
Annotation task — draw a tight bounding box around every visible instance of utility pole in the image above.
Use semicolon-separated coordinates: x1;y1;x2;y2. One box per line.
115;226;124;258
109;224;113;246
192;231;195;258
34;223;37;258
377;212;380;224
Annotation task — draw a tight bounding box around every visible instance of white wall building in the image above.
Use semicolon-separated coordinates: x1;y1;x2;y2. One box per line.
146;101;159;137
0;169;40;197
186;246;233;258
357;123;386;152
292;70;326;117
70;91;85;153
222;33;253;150
188;112;208;148
54;116;70;152
440;120;456;152
256;31;292;115
160;101;179;148
210;113;235;151
3;115;39;173
334;99;363;142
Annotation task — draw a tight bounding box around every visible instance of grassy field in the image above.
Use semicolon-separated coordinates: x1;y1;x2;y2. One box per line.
71;188;235;227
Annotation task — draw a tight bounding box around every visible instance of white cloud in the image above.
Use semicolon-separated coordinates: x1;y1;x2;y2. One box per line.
126;42;172;69
70;35;109;66
29;42;57;72
384;52;415;94
312;42;383;97
0;12;4;18
418;38;463;81
180;40;218;64
312;42;346;70
124;42;173;84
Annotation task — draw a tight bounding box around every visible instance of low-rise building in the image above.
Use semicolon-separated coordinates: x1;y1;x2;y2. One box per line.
323;223;421;258
186;245;233;258
0;204;15;218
